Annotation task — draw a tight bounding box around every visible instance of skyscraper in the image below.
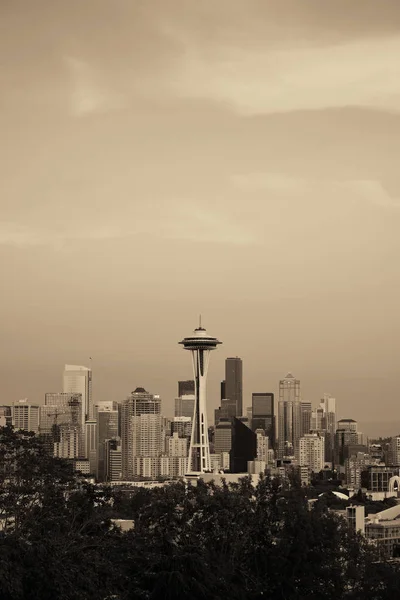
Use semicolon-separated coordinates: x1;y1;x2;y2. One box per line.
12;399;40;433
179;322;222;474
277;373;301;459
120;388;161;480
96;408;119;481
40;393;84;457
251;393;275;448
174;395;195;418
178;380;195;397
225;357;243;417
320;394;337;462
299;433;325;473
231;417;257;473
300;402;312;437
63;364;92;423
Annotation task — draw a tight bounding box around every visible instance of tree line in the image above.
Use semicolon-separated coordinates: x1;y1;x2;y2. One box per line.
0;425;399;599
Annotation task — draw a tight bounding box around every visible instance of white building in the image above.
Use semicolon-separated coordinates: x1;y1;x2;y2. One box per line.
168;432;188;457
54;425;81;459
248;460;266;475
299;433;325;473
12;399;39;433
63;364;92;423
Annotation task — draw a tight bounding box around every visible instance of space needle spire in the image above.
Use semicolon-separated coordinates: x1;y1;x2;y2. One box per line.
179;321;222;474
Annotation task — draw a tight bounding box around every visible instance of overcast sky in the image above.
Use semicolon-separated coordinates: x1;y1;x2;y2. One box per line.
1;0;400;435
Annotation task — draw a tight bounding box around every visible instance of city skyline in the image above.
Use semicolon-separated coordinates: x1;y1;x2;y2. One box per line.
2;1;400;435
4;350;398;438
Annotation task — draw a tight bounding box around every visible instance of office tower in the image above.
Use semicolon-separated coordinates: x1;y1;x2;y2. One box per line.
230;417;257;473
85;420;97;473
41;393;84;457
54;426;81;459
104;438;122;482
311;406;324;431
299;433;325;473
345;452;368;488
225;357;243;417
93;400;118;414
256;429;269;462
174;395;195;418
96;408;118;481
171;416;192;439
277;373;301;460
131;413;163;478
320;394;337;462
179;323;222;474
168;432;188;457
251;393;275;448
335;419;365;465
178;380;195;397
246;407;253;429
120;388;161;480
221;380;226;401
320;394;336;432
12;399;39;433
390;436;400;466
63;364;92;423
214;418;233;457
300;402;312;437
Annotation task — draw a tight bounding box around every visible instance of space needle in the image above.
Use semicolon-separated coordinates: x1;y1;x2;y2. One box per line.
179;319;222;474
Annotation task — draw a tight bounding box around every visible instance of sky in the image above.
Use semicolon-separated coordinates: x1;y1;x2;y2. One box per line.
1;0;400;436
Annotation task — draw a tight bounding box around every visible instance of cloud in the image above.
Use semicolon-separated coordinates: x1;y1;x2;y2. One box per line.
162;35;400;115
232;173;400;209
0;205;261;249
64;56;127;117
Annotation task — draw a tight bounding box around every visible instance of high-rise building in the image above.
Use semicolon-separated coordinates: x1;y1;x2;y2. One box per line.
230;417;257;473
220;380;226;401
131;413;163;477
168;432;188;457
300;402;312;437
12;399;39;433
96;409;118;481
320;394;336;462
214;418;233;456
178;380;195;397
335;419;365;465
299;433;325;473
41;393;84;457
174;395;195;418
104;438;122;482
251;393;275;448
225;357;243;417
390;436;400;466
179;323;222;474
277;373;301;460
255;429;269;462
171;416;192;440
0;406;12;427
63;365;92;423
54;426;81;459
85;420;97;473
120;388;161;480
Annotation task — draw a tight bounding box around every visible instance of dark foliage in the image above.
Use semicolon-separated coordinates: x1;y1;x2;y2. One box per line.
0;426;400;599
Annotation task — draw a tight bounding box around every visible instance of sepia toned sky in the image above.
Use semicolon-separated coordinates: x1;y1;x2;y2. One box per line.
1;0;400;435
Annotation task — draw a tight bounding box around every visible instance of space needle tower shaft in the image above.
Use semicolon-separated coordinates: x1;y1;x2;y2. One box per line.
179;319;222;474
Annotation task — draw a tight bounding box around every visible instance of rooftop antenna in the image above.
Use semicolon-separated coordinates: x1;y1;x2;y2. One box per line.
199;314;202;328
